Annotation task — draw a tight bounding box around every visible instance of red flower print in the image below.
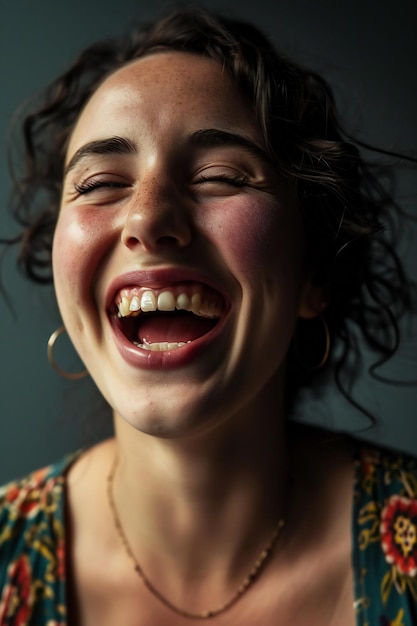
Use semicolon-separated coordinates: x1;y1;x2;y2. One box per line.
381;495;417;576
17;493;41;518
0;555;32;625
5;486;20;504
3;480;42;519
56;537;66;581
30;467;49;486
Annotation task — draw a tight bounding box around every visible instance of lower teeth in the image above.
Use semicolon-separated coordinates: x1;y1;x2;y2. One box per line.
133;340;190;351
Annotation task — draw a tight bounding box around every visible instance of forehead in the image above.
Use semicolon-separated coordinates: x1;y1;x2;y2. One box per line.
106;50;232;95
67;51;259;155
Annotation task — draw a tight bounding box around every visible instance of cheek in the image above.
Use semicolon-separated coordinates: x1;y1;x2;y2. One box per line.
52;208;116;306
201;196;305;284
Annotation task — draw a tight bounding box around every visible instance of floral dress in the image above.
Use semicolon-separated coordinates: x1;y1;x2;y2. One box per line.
0;444;417;625
353;446;417;625
0;455;74;626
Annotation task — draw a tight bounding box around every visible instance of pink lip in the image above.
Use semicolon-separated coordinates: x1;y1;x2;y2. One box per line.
106;267;231;370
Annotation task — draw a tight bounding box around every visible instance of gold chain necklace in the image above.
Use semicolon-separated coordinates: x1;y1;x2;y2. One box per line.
107;456;285;620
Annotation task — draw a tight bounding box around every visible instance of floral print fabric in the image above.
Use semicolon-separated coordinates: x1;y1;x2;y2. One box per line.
353;447;417;625
0;444;416;625
0;455;77;626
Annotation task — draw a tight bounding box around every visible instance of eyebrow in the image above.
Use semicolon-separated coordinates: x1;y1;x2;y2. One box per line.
190;128;272;165
64;128;272;177
64;136;137;176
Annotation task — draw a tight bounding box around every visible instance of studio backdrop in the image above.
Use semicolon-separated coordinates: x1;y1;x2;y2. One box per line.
1;0;416;483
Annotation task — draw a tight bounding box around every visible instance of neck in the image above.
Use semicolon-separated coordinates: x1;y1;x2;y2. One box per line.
110;392;289;593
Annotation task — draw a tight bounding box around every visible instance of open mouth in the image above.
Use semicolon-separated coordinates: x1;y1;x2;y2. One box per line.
112;283;225;352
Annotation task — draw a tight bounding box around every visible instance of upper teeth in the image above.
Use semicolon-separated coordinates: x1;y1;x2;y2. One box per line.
116;289;222;319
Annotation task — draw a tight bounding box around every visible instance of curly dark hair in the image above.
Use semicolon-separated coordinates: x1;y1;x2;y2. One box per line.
5;6;416;417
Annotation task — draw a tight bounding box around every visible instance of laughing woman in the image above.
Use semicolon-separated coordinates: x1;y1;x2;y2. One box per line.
1;7;417;626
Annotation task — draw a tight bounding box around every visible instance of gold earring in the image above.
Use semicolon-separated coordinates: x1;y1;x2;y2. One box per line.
293;315;331;371
47;326;88;380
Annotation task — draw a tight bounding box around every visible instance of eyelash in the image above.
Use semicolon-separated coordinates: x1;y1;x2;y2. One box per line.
74;180;128;194
197;173;248;187
73;172;249;196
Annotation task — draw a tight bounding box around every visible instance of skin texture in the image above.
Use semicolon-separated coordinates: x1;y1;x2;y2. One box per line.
54;51;319;440
55;52;355;625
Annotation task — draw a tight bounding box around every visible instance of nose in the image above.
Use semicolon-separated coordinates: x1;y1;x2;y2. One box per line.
121;174;192;252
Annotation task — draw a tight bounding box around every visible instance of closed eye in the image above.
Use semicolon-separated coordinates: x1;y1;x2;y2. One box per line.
74;180;130;194
195;173;249;187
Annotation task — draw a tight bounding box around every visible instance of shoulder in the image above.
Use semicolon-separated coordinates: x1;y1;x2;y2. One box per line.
354;443;417;519
0;453;80;622
0;452;80;534
0;455;70;509
355;442;417;476
353;441;417;623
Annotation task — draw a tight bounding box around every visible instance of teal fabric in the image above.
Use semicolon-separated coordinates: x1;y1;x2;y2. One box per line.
0;453;79;626
0;444;416;625
353;446;417;625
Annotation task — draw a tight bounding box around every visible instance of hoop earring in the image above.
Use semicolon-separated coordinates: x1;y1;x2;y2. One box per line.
47;326;88;380
293;315;331;371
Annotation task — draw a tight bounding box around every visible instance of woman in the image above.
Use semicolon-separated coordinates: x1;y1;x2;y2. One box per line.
1;7;416;625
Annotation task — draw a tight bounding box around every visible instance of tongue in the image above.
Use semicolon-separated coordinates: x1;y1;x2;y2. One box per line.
137;312;217;344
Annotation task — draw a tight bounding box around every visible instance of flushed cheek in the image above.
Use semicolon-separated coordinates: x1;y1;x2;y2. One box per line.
52;208;117;310
202;195;305;286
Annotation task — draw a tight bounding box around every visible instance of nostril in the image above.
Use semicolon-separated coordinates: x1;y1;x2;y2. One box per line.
156;235;183;247
123;233;187;251
124;234;140;249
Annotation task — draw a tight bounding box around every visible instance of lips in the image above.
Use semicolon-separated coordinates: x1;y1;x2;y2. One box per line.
106;270;230;366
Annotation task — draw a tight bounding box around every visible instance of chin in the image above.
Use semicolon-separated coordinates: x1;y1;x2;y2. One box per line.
112;385;241;442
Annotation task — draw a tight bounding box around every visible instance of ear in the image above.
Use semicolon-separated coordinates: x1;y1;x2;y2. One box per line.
298;279;328;320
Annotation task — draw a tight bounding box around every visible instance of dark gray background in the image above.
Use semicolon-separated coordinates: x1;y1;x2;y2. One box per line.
1;0;416;484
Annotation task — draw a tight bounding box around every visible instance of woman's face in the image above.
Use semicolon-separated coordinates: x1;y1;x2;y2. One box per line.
53;51;318;438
